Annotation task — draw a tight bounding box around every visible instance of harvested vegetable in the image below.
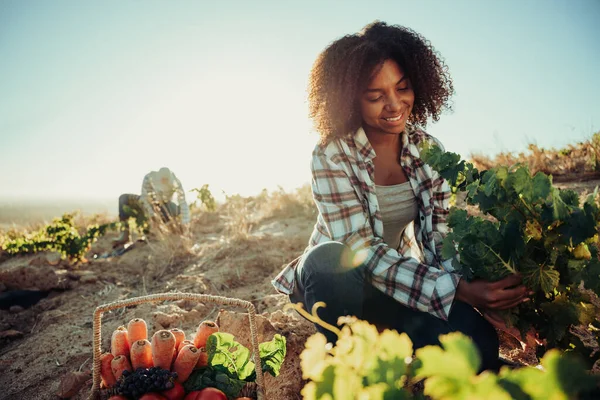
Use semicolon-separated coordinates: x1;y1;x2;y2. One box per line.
195;348;209;368
111;354;132;380
152;330;177;370
161;379;185;400
173;344;201;382
193;320;219;349
127;318;148;346
131;339;154;370
100;352;117;388
111;326;130;358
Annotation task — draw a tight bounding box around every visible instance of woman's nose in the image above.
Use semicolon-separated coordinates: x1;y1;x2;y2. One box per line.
385;96;402;111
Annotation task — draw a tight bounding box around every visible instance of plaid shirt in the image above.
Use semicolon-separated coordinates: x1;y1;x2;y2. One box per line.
272;125;461;320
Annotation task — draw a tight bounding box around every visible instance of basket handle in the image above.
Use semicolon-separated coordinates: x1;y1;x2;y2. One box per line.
88;293;266;400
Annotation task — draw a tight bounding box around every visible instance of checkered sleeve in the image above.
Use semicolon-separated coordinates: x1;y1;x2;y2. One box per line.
312;152;459;320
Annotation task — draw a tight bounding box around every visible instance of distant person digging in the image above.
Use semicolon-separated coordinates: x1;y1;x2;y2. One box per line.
112;167;191;248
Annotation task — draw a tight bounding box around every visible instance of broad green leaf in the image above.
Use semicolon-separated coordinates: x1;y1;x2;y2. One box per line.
521;258;560;293
539;295;579;342
259;333;286;377
415;332;480;380
500;349;598;400
367;331;413;385
551;188;569;220
206;332;255;381
531;172;552;201
300;333;329;380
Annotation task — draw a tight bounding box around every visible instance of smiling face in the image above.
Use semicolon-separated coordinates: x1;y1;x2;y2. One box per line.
359;59;415;137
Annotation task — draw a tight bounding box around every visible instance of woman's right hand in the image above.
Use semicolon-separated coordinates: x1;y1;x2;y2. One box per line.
455;274;529;310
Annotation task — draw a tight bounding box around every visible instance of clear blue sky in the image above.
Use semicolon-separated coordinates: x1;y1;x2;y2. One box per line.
1;0;599;202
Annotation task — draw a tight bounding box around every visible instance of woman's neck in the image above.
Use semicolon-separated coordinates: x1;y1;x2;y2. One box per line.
365;129;401;155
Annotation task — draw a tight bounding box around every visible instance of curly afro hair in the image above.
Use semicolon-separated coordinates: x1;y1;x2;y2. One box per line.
308;21;454;144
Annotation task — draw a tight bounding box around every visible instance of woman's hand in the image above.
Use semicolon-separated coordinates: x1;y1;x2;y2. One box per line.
456;274;529;310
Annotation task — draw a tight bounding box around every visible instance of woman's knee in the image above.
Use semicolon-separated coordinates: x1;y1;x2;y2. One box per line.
301;241;349;277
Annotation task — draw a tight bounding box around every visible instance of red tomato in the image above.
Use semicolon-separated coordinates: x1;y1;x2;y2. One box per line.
161;380;186;400
139;393;167;400
184;388;227;400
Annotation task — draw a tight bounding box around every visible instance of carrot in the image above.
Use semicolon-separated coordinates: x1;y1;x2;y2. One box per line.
170;328;186;350
127;318;148;347
195;347;209;368
111;354;132;380
130;339;154;370
193;320;219;349
172;344;201;382
170;328;186;364
100;352;117;388
111;326;130;358
177;339;194;354
152;330;176;370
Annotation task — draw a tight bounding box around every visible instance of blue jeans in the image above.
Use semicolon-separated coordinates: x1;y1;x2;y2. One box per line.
290;241;500;372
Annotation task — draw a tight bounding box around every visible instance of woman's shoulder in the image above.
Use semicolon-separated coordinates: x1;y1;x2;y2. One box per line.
312;136;357;163
407;124;445;151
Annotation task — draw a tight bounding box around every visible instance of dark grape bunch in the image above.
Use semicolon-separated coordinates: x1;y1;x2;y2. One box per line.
113;367;178;399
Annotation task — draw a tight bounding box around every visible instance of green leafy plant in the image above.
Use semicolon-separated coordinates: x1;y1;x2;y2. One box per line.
420;143;600;361
298;314;597;400
1;212;117;262
191;184;217;212
183;332;286;398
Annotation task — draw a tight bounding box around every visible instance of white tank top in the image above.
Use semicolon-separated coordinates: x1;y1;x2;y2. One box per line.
375;182;419;250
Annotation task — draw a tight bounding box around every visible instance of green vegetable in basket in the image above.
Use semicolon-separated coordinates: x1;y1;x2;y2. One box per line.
183;333;287;398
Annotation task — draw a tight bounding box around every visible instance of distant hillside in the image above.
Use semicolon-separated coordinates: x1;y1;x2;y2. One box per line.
0;198;116;229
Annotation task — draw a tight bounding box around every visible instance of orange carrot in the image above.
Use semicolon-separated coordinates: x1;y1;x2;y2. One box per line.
170;328;186;364
130;339;154;370
127;318;148;347
177;339;194;354
170;328;185;350
100;352;117;388
195;347;209;368
111;326;130;358
193;320;219;349
111;355;132;380
152;330;176;370
172;344;201;382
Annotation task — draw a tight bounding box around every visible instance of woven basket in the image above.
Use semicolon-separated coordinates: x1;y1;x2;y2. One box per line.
88;293;267;400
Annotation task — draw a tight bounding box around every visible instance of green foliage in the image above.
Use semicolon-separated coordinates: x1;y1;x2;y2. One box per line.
191;184;217;212
421;144;600;361
1;213;117;261
184;332;286;398
300;318;598;400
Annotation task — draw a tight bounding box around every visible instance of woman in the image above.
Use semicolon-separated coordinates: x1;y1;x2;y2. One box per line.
272;21;529;371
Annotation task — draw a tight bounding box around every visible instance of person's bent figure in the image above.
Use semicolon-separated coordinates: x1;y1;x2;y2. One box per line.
113;167;191;248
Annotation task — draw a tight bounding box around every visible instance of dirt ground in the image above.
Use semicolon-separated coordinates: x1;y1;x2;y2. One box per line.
0;179;598;400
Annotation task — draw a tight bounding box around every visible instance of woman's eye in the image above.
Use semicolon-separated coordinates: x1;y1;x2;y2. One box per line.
367;97;382;102
397;86;408;92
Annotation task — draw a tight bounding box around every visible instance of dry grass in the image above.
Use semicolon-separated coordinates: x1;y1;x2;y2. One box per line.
470;132;600;179
216;185;316;239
